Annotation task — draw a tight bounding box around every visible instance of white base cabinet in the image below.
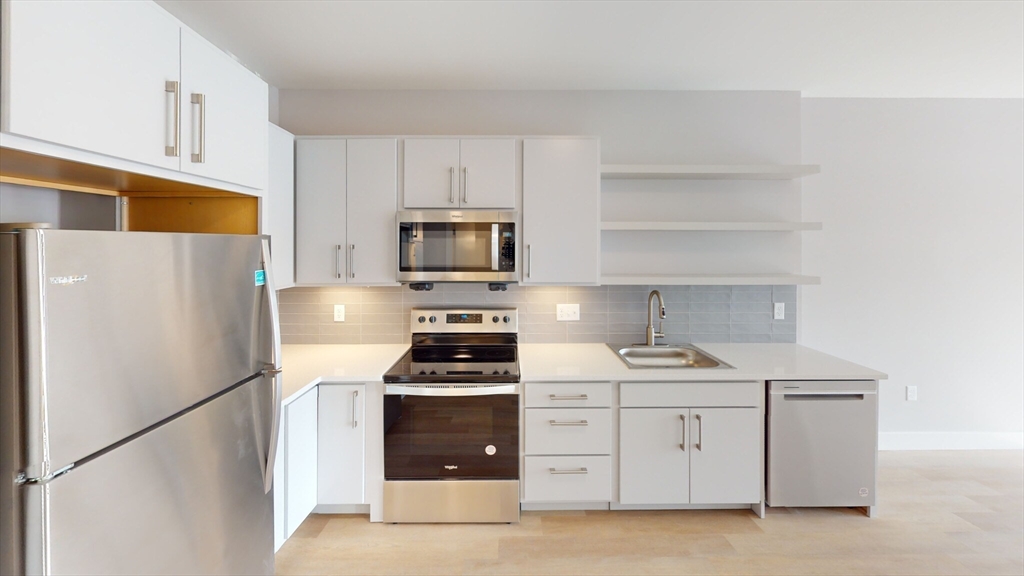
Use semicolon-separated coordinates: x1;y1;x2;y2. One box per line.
273;386;318;551
619;408;691;504
317;384;366;505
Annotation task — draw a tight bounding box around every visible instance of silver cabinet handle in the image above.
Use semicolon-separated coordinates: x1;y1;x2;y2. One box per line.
350;244;356;279
464;166;469;204
549;394;588;401
549;420;588;427
549;467;588;475
491;223;499;271
679;414;686;451
527;244;532;279
449;167;455;204
352;390;359;428
190;93;206;163
695;413;702;451
335;245;343;279
165;81;179;157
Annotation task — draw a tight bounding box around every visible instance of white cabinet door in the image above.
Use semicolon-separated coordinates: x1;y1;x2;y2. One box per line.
295;139;347;285
403;139;460;208
689;408;762;504
284;387;319;538
458;139;515;209
522;138;600;284
347;139;398;284
179;29;268;190
619;408;690;504
267;124;295;289
273;415;285;552
3;0;180;171
317;385;366;505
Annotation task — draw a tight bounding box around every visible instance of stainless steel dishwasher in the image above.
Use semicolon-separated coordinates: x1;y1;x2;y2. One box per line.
767;380;879;515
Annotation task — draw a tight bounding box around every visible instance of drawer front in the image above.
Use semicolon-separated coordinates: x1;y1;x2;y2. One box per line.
524;456;612;502
525;382;613;408
524;408;611;455
620;381;761;408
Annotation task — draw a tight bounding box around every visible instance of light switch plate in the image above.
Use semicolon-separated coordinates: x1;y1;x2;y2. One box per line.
773;303;786;320
556;303;580;321
334;304;345;322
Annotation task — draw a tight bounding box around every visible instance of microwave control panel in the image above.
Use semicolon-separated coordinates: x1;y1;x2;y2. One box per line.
499;225;515;271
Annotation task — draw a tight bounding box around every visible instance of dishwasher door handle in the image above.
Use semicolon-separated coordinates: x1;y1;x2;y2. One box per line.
781;393;868;401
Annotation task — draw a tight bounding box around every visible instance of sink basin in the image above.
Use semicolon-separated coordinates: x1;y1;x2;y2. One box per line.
609;344;733;369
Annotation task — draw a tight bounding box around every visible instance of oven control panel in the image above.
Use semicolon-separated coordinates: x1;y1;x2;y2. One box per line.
411;308;518;333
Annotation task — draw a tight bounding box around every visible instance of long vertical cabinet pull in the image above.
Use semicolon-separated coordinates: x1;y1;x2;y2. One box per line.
335;245;343;279
449;167;455;204
695;414;702;451
679;414;686;451
190;93;206;163
165;81;180;157
349;245;356;279
464;167;469;204
527;245;532;279
352;390;359;428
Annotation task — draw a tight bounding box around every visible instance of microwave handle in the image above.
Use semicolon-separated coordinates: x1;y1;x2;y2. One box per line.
491;223;499;271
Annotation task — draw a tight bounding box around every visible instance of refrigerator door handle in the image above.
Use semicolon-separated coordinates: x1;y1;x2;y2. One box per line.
260;238;283;495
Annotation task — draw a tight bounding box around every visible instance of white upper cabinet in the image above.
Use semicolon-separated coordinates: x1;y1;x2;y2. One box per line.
346;139;398;284
403;138;515;209
522;138;601;285
2;0;181;171
458;139;515;209
295;139;347;285
295;138;398;286
267;124;296;289
179;30;268;190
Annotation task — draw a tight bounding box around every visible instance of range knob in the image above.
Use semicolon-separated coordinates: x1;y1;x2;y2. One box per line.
503;315;511;324
429;315;437;324
492;315;499;323
418;316;426;324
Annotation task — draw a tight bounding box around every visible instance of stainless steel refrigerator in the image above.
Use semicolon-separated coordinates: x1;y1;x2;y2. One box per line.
0;228;282;575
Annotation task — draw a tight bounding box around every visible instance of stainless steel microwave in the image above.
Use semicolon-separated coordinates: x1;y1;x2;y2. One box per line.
397;211;517;282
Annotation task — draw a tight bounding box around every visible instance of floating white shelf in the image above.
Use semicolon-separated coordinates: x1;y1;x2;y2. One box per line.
600;273;821;286
601;221;822;232
600;164;821;180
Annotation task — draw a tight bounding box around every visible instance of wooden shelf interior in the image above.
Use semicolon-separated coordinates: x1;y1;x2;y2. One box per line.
601;164;820;180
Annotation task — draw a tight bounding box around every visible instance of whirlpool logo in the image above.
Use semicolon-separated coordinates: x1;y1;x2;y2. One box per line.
444;465;458;470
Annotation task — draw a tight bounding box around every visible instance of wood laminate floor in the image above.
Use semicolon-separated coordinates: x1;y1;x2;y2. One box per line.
276;451;1024;575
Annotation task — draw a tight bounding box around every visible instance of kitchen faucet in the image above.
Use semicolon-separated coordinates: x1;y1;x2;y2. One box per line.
646;289;666;346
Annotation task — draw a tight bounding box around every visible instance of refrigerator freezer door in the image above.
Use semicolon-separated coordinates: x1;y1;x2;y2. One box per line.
24;377;274;575
18;230;268;474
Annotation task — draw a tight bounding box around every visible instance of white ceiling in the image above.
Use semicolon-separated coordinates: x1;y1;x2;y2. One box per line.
156;1;1023;98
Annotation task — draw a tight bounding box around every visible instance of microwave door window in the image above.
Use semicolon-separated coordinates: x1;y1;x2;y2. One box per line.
453;225;492;270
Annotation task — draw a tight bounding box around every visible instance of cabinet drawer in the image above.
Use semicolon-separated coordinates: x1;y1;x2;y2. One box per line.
525;382;612;408
525;408;611;455
620;382;761;408
524;456;612;502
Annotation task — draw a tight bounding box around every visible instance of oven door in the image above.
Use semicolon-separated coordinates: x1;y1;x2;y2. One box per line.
397;211;517;282
383;385;519;481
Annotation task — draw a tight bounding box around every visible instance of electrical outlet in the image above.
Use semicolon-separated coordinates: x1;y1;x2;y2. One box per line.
333;304;345;322
556;303;580;321
906;385;918;401
773;303;786;320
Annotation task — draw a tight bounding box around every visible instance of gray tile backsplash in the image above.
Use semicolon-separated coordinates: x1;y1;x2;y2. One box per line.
279;284;798;345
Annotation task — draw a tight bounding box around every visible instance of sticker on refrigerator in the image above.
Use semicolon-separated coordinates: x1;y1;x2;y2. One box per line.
254;270;266;286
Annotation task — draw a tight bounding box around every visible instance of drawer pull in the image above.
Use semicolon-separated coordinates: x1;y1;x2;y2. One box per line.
549;394;589;401
549;467;588;475
549;420;588;427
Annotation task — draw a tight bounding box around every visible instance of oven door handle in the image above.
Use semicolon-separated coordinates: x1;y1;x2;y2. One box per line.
385;384;519;397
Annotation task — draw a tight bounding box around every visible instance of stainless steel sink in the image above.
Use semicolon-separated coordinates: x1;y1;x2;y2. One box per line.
609;344;733;369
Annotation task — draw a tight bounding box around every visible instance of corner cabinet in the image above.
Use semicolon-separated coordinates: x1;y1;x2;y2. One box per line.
403;138;515;209
618;382;763;507
273;386;318;552
521;138;601;285
295;138;397;285
266;124;295;289
317;384;366;506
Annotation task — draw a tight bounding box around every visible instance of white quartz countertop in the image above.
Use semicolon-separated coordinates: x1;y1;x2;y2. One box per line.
280;343;886;404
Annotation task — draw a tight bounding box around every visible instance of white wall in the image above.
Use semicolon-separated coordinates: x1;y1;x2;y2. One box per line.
0;182;118;230
802;99;1024;449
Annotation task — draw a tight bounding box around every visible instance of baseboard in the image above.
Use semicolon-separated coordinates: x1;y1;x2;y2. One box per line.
879;431;1024;450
